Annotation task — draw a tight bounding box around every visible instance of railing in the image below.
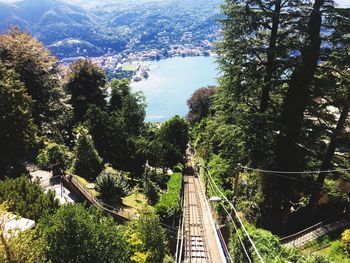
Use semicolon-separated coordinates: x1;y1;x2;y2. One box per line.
280;216;350;247
63;175;178;234
175;171;185;263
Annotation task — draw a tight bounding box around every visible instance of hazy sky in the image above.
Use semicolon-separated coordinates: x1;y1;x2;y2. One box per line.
336;0;350;7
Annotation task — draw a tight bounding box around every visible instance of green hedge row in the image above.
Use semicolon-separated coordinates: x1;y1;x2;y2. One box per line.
155;165;183;219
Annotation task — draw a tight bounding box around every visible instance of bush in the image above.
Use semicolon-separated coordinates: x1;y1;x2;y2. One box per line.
35;204;131;263
173;163;184;173
144;176;160;205
0;176;59;220
155;172;182;220
342;229;350;255
124;211;167;263
37;141;72;173
95;166;129;202
229;224;332;262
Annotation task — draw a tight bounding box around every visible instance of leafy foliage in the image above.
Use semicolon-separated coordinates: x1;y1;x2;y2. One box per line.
95;166;129;202
84;78;146;174
143;173;160;205
65;59;107;126
156;171;182;220
36;141;72;174
0;204;44;263
0;176;59;221
0;62;37;177
72;126;103;181
160;115;189;155
187;86;215;126
35;204;131;263
192;0;350;232
342;229;350;255
0;28;67;133
229;224;332;262
124;211;167;263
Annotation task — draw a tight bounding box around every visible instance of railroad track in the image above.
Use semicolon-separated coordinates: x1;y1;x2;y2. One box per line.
184;175;211;263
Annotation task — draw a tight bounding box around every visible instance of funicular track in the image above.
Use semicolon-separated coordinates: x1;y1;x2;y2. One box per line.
184;175;211;262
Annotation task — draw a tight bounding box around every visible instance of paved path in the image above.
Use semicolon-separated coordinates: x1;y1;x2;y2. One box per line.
30;169;78;204
183;174;226;263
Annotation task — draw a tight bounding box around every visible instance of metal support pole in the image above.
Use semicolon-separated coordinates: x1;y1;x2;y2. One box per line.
233;163;242;197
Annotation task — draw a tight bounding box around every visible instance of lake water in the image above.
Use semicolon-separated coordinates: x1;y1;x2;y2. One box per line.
131;56;219;122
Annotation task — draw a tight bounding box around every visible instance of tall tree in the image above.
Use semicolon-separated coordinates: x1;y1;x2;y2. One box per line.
109;78;146;135
65;59;107;126
160;115;189;155
0;63;37;176
0;28;67;133
276;0;326;172
187;86;215;126
72;126;103;181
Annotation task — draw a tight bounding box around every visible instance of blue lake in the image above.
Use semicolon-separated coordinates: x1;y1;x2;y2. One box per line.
131;56;219;122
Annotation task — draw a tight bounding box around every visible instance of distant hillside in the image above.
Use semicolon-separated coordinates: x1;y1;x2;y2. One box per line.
0;0;222;58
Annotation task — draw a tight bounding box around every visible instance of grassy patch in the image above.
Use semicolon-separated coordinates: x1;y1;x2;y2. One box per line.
74;175;99;197
73;176;153;219
122;64;137;71
105;192;154;219
301;231;350;263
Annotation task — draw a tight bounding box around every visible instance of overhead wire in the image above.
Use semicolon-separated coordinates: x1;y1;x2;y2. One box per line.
241;166;350;175
203;165;265;263
206;171;252;263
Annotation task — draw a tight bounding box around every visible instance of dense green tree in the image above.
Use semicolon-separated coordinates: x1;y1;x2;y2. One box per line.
160;115;189;155
143;172;160;205
125;212;167;263
72;126;103;181
0;28;68;133
109;78;146;135
139;120;187;170
187;86;216;126
65;59;107;125
36;141;72;176
0;176;59;221
84;79;145;174
0;63;37;177
84;105;127;167
192;0;350;233
35;204;131;263
95;165;129;202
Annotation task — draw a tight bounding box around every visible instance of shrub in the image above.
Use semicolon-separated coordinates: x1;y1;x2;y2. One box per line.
37;141;72;173
95;166;129;202
124;211;167;263
0;176;59;220
155;172;182;220
173;163;184;173
35;204;131;263
342;229;350;255
144;177;159;205
73;126;103;181
229;224;332;262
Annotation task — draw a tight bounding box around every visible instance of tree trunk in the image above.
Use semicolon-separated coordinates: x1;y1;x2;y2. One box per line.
259;0;282;112
309;87;350;216
277;0;324;172
275;0;325;228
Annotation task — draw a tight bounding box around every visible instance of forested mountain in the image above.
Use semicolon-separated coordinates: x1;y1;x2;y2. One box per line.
0;0;222;58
